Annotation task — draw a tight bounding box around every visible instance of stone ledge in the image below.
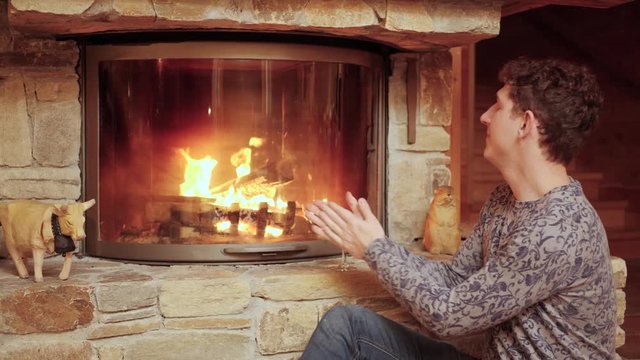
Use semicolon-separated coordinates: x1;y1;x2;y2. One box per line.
0;254;628;359
0;256;402;359
7;0;501;51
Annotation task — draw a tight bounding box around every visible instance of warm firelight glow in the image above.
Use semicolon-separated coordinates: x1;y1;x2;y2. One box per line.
214;220;283;237
249;137;264;147
179;138;290;237
215;220;231;232
231;147;252;178
265;226;284;237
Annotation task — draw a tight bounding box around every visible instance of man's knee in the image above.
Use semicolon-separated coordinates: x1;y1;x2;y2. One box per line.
319;305;370;330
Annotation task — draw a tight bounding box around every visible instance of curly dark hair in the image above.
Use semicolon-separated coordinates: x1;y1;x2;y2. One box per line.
498;57;603;165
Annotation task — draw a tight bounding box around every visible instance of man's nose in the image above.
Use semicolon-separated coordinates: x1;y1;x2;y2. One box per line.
479;111;490;126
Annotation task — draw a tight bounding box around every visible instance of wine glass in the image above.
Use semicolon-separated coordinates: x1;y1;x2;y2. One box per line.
336;249;354;272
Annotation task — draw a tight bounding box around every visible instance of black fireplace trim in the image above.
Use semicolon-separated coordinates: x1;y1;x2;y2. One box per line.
69;30;398;57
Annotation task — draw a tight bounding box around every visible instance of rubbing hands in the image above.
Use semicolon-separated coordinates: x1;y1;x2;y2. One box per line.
303;192;385;259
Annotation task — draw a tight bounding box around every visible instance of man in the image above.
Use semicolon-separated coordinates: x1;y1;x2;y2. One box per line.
301;57;616;359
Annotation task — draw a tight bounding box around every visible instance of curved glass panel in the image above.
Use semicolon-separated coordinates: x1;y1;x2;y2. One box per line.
96;56;378;247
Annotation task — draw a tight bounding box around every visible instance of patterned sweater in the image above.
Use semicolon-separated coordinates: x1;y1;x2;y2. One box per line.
364;180;616;359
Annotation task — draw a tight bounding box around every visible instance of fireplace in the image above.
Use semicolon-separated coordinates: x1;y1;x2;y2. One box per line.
84;39;387;263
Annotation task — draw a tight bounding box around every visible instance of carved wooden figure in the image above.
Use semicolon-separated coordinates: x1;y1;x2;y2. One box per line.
0;199;95;282
423;186;461;255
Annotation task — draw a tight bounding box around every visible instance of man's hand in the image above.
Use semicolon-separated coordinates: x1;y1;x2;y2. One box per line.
304;192;385;259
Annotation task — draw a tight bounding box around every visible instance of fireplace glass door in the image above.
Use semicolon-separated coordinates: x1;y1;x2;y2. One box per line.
85;42;385;263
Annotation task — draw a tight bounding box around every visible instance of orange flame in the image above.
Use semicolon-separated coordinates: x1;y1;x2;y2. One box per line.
179;149;217;198
179;139;289;237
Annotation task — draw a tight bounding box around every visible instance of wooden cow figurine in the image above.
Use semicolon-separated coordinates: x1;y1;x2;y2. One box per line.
0;199;95;282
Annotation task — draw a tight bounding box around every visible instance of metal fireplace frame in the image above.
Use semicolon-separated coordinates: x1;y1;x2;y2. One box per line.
82;39;388;264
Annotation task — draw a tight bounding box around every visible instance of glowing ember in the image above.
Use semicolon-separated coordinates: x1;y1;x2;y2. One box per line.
215;220;231;232
265;225;284;237
214;220;283;237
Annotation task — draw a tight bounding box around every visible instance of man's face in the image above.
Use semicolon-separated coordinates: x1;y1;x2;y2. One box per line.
479;84;522;168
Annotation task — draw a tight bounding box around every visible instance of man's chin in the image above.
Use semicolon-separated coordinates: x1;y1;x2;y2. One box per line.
483;149;497;167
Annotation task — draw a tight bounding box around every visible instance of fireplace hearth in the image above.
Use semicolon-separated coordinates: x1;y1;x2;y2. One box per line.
84;39;387;263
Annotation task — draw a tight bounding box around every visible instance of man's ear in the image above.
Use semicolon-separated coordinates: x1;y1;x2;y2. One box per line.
518;110;538;138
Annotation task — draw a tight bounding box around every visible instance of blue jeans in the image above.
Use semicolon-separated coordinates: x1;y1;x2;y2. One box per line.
301;305;479;360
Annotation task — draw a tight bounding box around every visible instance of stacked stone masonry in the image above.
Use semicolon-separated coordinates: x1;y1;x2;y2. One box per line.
0;0;628;358
5;0;500;52
0;256;627;360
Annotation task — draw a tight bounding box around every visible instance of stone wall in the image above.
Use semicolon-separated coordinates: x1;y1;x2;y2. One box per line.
0;0;461;249
0;255;628;360
0;257;415;360
0;1;628;358
0;12;81;201
387;52;453;244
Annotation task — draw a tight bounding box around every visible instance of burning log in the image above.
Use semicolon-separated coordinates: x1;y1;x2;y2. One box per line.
285;201;296;235
209;159;294;196
153;195;302;242
256;202;268;238
228;203;240;235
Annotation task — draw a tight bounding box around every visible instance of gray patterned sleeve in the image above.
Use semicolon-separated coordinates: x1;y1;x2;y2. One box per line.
364;218;576;338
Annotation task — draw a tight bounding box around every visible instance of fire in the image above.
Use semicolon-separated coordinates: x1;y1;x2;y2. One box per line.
179;138;289;237
179;149;217;198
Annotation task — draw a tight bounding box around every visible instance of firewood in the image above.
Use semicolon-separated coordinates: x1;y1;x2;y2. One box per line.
256;202;268;238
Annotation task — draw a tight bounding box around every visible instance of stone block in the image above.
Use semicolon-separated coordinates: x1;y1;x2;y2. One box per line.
0;284;93;334
419;52;452;126
87;316;162;340
253;0;307;24
615;325;625;348
304;0;378;28
388;209;426;245
615;289;625;325
113;0;156;17
35;77;79;102
388;124;450;152
96;346;123;360
363;0;386;19
159;276;251;317
388;56;408;125
5;39;79;68
32;100;81;166
387;151;431;242
154;0;253;22
10;0;94;15
425;1;500;34
164;316;251;330
611;257;627;288
0;340;92;360
430;166;451;190
99;306;158;324
253;264;385;300
95;280;157;313
0;76;31;166
386;0;434;33
0;166;80;181
125;332;252;360
0;179;80;199
257;302;318;355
